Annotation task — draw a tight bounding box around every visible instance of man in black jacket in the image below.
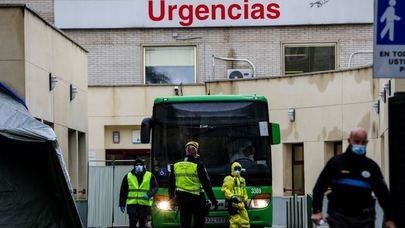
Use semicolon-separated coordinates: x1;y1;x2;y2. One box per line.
311;128;396;228
119;159;159;228
169;140;218;228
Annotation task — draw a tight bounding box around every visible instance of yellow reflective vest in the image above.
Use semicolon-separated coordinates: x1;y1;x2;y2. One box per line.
127;171;153;206
174;161;201;195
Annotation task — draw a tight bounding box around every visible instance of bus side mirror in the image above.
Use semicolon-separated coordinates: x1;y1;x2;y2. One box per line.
141;118;153;143
270;123;281;145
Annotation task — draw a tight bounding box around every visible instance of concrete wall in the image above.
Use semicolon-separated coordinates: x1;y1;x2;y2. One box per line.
65;24;373;86
0;7;25;98
0;6;88;199
87;67;403;197
88;85;206;161
0;0;54;23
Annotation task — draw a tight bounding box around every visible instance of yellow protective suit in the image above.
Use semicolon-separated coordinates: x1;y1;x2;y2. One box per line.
221;162;250;228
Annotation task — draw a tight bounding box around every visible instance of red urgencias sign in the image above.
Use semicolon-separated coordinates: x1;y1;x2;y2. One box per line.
148;0;281;26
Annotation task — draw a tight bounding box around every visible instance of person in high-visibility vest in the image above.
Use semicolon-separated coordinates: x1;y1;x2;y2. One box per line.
169;140;218;228
222;162;250;228
119;159;159;228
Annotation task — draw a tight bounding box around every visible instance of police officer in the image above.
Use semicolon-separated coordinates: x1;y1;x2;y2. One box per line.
221;162;250;228
169;140;218;228
119;159;159;228
311;128;396;228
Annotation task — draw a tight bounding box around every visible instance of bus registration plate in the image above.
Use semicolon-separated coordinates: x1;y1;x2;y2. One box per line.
205;217;226;224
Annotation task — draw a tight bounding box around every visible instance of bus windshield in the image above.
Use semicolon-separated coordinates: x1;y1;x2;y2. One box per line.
151;101;272;186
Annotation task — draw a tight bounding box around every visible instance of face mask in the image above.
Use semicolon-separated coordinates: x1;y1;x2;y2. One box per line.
233;170;241;176
352;144;367;156
135;165;144;173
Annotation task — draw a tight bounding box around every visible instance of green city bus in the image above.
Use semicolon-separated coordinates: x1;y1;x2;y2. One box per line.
141;95;280;227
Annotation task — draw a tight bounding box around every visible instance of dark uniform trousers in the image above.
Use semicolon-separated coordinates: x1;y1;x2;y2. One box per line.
327;209;374;228
127;204;150;228
177;191;206;228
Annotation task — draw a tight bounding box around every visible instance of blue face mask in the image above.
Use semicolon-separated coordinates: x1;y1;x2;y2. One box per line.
352;144;367;155
135;165;144;174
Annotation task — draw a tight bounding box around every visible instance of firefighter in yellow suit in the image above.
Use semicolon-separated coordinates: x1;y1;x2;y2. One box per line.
221;162;250;228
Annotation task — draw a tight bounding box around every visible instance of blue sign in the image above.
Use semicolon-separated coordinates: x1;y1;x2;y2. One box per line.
374;0;405;78
158;168;167;176
376;0;405;45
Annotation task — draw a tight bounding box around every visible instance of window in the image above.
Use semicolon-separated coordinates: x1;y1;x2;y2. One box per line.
292;144;304;195
144;46;196;84
324;141;342;164
283;43;336;75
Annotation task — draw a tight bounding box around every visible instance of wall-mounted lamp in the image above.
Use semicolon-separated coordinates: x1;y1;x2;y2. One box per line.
174;86;179;96
373;100;380;114
113;131;120;144
380;90;386;103
70;84;78;101
384;80;391;96
288;108;295;122
49;73;57;91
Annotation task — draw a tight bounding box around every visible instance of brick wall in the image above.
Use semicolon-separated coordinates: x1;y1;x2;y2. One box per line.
65;24;373;86
0;0;54;23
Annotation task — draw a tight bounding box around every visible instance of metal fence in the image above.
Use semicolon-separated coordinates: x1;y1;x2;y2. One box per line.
86;163;384;228
87;161;133;228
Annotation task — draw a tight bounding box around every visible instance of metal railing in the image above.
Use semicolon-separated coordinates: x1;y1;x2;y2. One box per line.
286;194;313;228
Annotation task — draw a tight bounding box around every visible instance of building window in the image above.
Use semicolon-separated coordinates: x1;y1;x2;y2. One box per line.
292;144;304;195
144;46;196;84
324;141;342;164
283;43;336;75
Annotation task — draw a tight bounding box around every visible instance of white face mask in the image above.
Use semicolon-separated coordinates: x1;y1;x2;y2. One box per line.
233;170;241;176
135;165;144;173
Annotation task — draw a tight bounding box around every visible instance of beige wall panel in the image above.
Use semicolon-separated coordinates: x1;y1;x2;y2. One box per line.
53;80;70;127
271;144;284;196
394;79;405;92
88;86;205;118
342;102;374;139
282;144;292;196
0;60;25;98
206;82;232;95
342;69;373;104
231;73;343;110
367;138;380;166
88;88;115;117
71;51;88;91
303;142;325;195
51;31;73;83
271;106;343;143
25;11;51;72
68;89;88;132
54;124;69;168
0;8;24;60
25;63;53;121
88;118;105;152
105;126;150;150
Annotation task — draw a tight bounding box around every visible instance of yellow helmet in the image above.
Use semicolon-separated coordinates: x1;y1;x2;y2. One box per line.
185;140;199;149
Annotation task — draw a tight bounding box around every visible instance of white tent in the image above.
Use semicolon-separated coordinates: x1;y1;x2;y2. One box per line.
0;83;83;227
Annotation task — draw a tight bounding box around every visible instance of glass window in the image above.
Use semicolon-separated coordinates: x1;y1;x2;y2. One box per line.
144;46;196;84
284;44;336;75
151;102;272;186
292;144;304;195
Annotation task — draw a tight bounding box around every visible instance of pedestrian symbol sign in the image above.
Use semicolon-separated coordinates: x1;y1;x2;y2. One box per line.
374;0;405;78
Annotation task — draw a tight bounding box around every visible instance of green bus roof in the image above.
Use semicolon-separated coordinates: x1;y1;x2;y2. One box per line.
154;95;267;104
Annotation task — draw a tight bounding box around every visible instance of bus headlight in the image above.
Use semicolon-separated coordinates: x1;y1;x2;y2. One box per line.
250;199;269;208
249;193;271;209
156;200;171;211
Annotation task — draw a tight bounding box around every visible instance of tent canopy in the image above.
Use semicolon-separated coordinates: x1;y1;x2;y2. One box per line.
0;84;82;228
